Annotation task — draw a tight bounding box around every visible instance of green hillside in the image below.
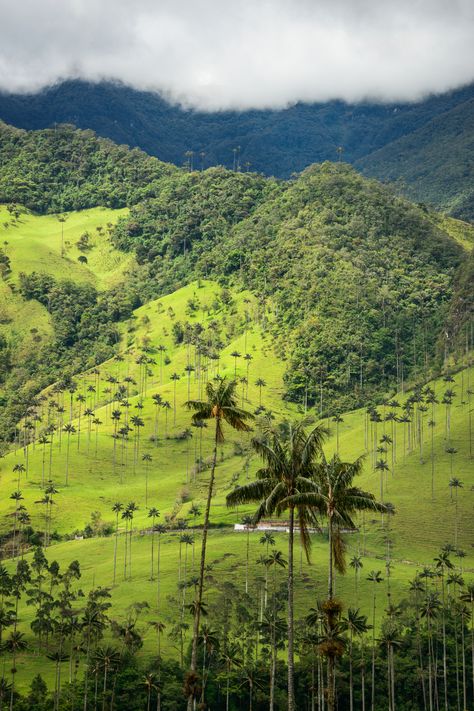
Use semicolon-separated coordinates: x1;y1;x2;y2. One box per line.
0;279;472;696
358;98;474;221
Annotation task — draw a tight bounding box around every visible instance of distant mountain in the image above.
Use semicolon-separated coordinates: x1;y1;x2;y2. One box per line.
0;80;473;218
357;98;474;221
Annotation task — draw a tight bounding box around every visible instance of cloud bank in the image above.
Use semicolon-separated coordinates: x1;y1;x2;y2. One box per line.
0;0;474;110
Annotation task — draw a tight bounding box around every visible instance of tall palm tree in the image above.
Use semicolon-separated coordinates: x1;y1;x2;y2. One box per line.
62;424;76;486
255;378;266;407
293;455;387;711
142;454;152;505
148;507;160;580
171;373;181;425
448;478;463;546
367;570;383;711
227;418;327;711
379;621;401;711
111;503;123;585
350;555;363;601
343;608;370;711
185;378;254;711
2;629;28;711
219;643;241;711
310;455;388;601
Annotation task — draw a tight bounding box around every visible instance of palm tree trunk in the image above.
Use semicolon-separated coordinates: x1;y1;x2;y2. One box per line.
187;420;219;711
113;514;119;584
287;505;296;711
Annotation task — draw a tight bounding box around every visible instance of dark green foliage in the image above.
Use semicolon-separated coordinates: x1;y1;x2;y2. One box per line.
0;121;175;213
1;79;473;218
357;98;474;221
114;162;464;411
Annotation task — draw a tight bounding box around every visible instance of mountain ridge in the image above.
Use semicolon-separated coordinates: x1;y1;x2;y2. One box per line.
1;79;473;217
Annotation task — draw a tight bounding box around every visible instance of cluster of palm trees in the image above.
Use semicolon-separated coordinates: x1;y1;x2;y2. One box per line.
0;293;471;710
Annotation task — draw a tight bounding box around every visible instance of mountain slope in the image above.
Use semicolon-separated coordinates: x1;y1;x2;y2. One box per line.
0;80;473;217
1;278;472;691
358;98;474;220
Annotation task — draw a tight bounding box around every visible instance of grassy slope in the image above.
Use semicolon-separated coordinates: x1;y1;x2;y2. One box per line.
0;205;132;289
0;205;133;386
0;279;472;690
431;213;474;252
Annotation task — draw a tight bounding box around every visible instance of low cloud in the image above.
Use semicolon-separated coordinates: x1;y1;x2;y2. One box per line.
1;0;473;109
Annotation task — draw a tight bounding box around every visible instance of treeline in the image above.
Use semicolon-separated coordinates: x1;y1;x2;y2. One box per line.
0;546;472;711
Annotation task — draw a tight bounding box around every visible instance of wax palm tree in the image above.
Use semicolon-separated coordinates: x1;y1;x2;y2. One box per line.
112;502;123;585
148;508;160;580
350;555;363;601
111;409;121;473
94;645;120;711
185;378;254;711
130;415;144;469
343;608;370;711
171;373;181;424
449;478;463;546
379;621;402;711
220;642;242;711
152;394;162;443
62;423;76;486
142;673;158;711
375;458;389;502
230;351;241;378
279;452;385;711
12;464;25;491
255;378;266;407
142;453;152;505
332;414;344;454
367;571;383;711
92;417;102;458
2;629;28;711
309;454;388;600
38;434;50;488
76;393;86;450
227;418;327;711
421;591;441;711
155;524;167;611
259;532;275;609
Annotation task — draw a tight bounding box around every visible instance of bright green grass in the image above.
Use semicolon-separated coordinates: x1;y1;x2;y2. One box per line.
0;205;132;290
431;213;474;252
0;205;134;389
1;278;473;691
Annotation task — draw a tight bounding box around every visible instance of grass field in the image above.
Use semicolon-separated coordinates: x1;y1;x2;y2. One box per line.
0;277;472;690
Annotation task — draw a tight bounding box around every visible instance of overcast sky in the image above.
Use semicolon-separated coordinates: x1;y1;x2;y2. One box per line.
0;0;473;110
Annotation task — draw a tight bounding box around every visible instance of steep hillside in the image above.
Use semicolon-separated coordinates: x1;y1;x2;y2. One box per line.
358;98;474;221
0;121;175;213
113;162;465;411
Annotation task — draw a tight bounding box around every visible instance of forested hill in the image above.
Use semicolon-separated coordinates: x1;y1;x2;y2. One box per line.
0;79;473;218
0;121;176;213
0;121;471;436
